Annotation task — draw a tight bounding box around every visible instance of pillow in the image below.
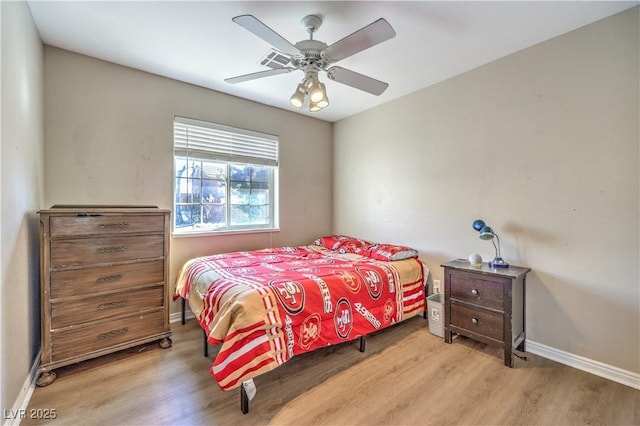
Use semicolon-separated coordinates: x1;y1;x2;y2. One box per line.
364;244;418;261
313;235;355;250
313;235;418;261
313;235;370;253
336;238;369;255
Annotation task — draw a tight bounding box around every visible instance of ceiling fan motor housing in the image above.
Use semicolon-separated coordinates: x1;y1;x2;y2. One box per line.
292;39;329;69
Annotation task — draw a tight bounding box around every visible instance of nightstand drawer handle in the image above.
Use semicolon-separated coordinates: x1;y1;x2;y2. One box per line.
471;289;479;295
471;317;479;324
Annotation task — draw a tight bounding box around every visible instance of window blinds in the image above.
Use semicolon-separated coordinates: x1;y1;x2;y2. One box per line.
174;117;278;167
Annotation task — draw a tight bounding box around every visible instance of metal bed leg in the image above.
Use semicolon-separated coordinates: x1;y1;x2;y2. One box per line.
359;335;366;352
203;330;209;358
240;385;249;414
181;298;186;325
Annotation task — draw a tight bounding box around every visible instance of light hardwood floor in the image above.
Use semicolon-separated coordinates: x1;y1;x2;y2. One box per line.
24;317;639;425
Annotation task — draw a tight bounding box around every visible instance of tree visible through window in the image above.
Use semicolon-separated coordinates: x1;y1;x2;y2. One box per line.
173;117;278;234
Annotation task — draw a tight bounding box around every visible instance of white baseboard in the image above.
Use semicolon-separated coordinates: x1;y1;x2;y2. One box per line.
169;310;194;324
3;351;40;426
526;340;640;390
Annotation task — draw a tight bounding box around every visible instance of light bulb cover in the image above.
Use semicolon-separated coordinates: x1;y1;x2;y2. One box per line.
309;101;322;112
289;83;306;108
309;81;325;103
316;95;329;108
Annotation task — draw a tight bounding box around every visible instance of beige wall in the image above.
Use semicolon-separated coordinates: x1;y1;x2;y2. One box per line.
43;47;333;315
1;0;44;415
334;7;639;374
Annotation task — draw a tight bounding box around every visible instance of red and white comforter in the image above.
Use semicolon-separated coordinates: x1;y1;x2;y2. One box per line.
174;244;426;391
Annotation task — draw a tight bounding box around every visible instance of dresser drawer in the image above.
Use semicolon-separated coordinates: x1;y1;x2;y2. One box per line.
51;260;164;299
49;214;165;238
50;235;164;268
51;286;165;329
50;310;166;362
450;302;504;342
450;272;505;311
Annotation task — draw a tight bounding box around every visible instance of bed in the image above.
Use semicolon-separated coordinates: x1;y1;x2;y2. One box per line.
173;235;428;413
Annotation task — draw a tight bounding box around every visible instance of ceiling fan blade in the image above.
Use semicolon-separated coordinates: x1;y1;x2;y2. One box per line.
326;66;389;96
324;18;396;62
225;68;294;84
232;15;300;56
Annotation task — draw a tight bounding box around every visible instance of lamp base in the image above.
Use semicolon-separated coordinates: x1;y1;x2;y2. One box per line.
490;257;509;268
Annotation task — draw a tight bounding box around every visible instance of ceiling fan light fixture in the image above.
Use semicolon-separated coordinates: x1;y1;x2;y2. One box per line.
316;94;329;108
308;80;326;103
309;100;322;112
289;83;306;108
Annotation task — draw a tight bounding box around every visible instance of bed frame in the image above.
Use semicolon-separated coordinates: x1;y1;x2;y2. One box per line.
179;262;430;414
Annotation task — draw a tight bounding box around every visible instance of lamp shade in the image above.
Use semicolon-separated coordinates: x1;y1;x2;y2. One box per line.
479;226;495;240
472;219;486;232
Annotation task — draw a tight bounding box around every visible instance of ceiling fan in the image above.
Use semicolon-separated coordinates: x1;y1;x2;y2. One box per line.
225;14;396;112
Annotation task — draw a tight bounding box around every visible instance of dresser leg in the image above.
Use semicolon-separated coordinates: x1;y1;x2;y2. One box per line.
504;347;514;367
159;337;172;349
36;371;57;387
444;330;453;344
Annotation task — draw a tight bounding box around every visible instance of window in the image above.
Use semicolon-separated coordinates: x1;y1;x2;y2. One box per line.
173;117;278;235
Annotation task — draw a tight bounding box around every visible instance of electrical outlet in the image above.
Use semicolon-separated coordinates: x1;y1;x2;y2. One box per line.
433;279;441;293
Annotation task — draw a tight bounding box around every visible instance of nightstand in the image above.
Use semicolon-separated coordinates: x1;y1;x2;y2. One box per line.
441;260;531;367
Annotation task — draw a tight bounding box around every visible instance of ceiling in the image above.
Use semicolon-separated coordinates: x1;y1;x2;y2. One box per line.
28;1;637;123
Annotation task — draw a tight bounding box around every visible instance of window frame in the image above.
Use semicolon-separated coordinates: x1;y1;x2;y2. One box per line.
172;117;279;236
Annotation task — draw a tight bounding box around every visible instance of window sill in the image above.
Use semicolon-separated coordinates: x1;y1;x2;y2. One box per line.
172;227;280;238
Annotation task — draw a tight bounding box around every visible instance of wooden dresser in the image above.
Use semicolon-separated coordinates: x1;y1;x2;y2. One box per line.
37;206;172;386
442;260;530;367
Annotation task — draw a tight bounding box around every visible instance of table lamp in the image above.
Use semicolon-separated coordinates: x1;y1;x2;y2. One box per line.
472;219;509;268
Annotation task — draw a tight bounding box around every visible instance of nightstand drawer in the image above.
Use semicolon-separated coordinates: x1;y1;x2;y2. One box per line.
50;235;164;267
450;302;504;341
51;286;165;329
450;272;505;311
50;214;165;237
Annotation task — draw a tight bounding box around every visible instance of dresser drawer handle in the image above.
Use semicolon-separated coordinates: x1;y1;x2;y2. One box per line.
96;246;127;254
96;274;123;284
471;317;479;324
97;222;129;229
97;327;129;340
471;289;479;295
98;300;127;310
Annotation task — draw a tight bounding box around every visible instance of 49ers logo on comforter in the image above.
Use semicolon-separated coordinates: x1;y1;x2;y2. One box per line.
269;280;305;315
356;267;383;300
334;270;361;294
299;313;321;349
334;297;353;339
